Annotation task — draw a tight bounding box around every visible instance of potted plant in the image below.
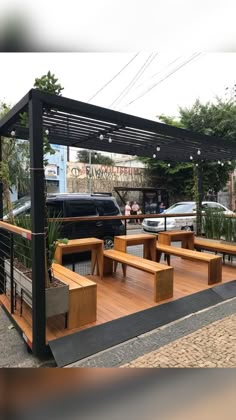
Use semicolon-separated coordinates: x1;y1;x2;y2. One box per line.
5;216;69;319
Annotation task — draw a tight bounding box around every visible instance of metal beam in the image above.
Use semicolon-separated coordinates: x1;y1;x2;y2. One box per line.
29;96;47;357
31;89;236;154
0;91;30;131
0;137;4;294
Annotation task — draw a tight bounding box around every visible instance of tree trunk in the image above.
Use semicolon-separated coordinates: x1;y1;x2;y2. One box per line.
3;182;13;222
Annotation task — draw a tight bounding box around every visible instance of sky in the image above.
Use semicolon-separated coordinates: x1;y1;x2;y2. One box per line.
1;1;236;159
1;52;236;120
1;52;236;160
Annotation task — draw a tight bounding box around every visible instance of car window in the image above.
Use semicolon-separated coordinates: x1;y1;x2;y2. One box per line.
165;203;195;214
203;203;224;211
66;200;97;217
47;201;64;218
96;200;119;216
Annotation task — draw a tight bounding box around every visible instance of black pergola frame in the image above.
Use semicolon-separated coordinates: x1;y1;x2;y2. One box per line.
1;88;236;357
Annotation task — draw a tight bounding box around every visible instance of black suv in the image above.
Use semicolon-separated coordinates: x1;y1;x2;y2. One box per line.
6;193;125;249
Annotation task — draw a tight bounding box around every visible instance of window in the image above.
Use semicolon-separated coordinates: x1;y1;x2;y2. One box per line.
66;200;97;217
96;200;119;216
202;203;224;212
165;203;195;214
47;201;64;218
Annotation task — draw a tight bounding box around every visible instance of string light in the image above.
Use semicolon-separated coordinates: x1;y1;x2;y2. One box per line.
45;129;49;136
218;160;221;165
228;160;232;165
197;149;201;155
156;145;160;152
167;163;171;167
10;130;16;137
190;155;193;160
195;163;198;167
99;134;104;140
108;137;112;143
221;162;224;166
153;153;156;158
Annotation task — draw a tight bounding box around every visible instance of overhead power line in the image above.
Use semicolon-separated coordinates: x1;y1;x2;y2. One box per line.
109;52;158;109
87;53;140;103
133;55;182;92
120;53;202;111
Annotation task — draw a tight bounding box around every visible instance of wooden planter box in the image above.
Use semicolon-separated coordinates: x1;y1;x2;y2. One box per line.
4;260;69;318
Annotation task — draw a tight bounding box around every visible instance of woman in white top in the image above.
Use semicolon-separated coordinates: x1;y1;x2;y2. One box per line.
125;201;131;216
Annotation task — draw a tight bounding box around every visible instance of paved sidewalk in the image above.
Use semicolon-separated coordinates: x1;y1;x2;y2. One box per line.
0;308;54;367
67;297;236;367
122;312;236;368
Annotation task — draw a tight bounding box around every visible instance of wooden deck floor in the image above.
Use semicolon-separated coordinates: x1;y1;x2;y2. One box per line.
1;257;236;345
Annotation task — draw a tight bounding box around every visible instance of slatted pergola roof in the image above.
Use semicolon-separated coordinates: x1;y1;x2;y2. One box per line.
1;88;236;162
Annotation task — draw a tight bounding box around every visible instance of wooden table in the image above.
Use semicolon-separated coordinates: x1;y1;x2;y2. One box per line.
158;230;194;250
114;234;157;261
54;238;104;279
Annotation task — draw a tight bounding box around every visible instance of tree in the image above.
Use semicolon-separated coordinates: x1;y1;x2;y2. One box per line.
77;150;114;166
141;99;236;200
0;102;30;219
34;70;64;96
1;72;64;287
20;70;64;163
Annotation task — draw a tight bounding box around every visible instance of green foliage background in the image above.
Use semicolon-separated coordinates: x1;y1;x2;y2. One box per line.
140;98;236;200
77;149;114;166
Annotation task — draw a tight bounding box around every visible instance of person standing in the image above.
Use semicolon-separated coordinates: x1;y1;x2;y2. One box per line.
131;201;140;224
159;202;166;213
125;201;131;222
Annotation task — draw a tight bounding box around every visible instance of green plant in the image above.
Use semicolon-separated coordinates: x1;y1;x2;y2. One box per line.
13;215;68;285
14;216;32;269
222;215;236;242
202;209;225;239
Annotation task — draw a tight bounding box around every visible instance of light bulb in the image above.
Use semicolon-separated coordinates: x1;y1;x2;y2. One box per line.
218;160;221;164
190;155;193;160
197;149;201;155
45;129;49;136
108;137;112;143
156;145;160;152
99;134;104;140
195;163;198;167
153;154;156;158
228;160;232;165
11;130;16;137
94;153;98;159
221;162;224;166
167;163;170;167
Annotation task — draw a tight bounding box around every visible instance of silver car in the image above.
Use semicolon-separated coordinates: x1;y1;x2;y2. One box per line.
141;201;233;233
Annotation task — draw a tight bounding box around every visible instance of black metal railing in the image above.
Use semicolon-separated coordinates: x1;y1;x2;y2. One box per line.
0;224;32;316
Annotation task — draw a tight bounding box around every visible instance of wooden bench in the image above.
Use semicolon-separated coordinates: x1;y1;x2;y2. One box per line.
52;263;97;329
194;238;236;263
103;249;173;302
156;244;222;285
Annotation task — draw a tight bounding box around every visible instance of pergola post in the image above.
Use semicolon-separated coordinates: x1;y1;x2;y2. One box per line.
29;97;47;357
196;162;203;235
0;137;4;294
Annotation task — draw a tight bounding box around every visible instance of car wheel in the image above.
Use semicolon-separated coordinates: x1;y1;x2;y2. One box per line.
181;225;193;231
104;236;114;249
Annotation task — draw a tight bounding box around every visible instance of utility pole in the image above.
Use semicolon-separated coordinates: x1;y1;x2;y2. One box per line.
88;150;92;193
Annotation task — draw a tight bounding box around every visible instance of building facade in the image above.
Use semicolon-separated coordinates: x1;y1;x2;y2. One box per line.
45;145;67;193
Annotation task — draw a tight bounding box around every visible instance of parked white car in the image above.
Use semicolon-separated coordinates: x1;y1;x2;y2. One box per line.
141;201;233;233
